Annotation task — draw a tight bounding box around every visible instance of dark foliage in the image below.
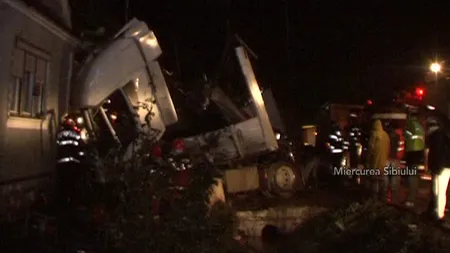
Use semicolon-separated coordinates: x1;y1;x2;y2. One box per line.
274;199;450;253
107;141;247;253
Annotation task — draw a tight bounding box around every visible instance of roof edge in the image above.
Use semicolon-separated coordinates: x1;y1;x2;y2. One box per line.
3;0;80;46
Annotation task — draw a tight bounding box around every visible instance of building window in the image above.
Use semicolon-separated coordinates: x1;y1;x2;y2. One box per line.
9;42;49;118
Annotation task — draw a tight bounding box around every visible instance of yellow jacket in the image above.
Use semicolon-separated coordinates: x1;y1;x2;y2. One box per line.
367;120;390;172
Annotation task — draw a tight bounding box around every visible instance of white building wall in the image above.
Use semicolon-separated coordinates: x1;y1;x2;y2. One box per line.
0;0;78;212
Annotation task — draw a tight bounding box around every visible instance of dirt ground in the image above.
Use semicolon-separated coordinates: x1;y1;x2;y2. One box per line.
231;176;433;212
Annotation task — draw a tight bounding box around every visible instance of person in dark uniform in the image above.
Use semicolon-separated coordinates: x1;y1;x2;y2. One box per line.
383;120;401;203
328;122;345;168
404;113;425;208
347;113;363;168
56;114;87;211
424;117;450;229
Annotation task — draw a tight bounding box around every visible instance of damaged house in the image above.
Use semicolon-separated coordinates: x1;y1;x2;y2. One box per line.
0;0;78;214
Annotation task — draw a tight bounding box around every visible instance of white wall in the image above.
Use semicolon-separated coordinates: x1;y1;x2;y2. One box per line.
0;3;72;182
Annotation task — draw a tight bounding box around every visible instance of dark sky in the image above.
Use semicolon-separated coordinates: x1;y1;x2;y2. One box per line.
71;0;450;127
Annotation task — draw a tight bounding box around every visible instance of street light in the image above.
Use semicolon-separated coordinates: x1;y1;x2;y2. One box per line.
430;62;442;73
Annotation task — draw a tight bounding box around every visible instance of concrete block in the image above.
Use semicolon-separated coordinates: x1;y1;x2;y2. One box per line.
236;205;328;237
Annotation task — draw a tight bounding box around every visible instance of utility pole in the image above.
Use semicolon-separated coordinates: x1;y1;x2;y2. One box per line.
124;0;129;23
283;0;290;64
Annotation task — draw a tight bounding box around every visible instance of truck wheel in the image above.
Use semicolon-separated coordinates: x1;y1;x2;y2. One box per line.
267;162;297;198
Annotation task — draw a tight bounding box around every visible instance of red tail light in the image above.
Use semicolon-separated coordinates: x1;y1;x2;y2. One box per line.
415;88;424;96
152;145;162;158
172;138;185;153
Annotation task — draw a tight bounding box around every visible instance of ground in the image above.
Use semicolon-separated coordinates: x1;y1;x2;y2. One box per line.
233;176;442;253
0;175;445;253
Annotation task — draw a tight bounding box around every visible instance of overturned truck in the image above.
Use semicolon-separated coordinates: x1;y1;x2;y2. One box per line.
174;46;299;199
63;19;298;212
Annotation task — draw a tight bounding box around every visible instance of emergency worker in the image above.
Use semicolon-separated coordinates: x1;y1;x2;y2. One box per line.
347;113;363;168
425;117;450;229
383;120;401;203
328;122;345;167
366;119;390;198
404;113;425;207
56;114;86;210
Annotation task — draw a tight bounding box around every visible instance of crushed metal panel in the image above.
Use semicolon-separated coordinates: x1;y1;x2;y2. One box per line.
182;127;241;163
147;60;178;126
182;117;270;163
262;89;285;132
235;47;278;152
210;87;248;123
234;117;270;156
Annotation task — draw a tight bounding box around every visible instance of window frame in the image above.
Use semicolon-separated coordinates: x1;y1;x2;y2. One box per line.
9;39;51;119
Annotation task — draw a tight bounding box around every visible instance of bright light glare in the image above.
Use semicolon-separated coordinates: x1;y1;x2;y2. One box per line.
430;63;441;73
80;130;87;140
139;32;159;48
76;117;84;124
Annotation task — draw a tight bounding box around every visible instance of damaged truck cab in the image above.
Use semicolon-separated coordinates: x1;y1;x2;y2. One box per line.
64;19;297;211
71;19;178;160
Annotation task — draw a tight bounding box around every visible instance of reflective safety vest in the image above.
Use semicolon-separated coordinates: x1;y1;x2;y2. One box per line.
395;129;405;159
328;128;346;154
349;126;362;145
56;128;84;164
348;126;362;155
404;119;425;152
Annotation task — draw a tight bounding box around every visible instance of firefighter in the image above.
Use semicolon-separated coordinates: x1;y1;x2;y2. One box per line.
55;113;91;211
404;112;425;207
347;113;363;168
328;121;346;168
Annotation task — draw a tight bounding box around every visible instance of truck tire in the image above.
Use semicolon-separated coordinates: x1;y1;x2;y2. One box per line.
266;162;297;198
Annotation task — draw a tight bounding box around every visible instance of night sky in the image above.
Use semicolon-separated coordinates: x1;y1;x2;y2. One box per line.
70;0;450;133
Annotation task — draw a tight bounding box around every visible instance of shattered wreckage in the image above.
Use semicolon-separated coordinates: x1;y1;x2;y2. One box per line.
58;18;300;211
